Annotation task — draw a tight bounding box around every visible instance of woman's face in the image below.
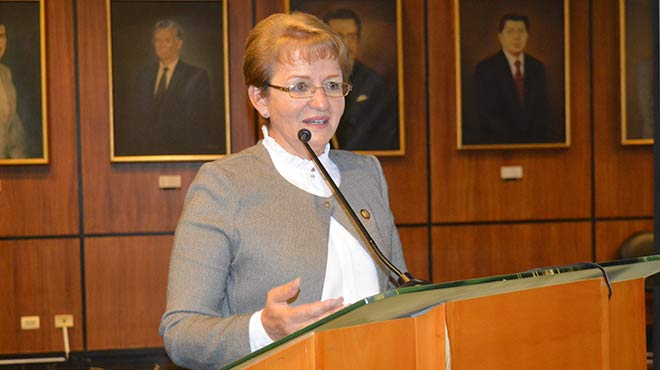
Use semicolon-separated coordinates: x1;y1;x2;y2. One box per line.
250;56;345;157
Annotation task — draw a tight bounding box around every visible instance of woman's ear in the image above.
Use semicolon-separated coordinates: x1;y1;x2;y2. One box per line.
248;85;270;119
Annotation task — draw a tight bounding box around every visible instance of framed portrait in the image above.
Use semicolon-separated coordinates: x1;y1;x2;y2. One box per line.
108;0;230;163
287;0;406;156
619;0;654;145
455;0;570;150
0;0;48;165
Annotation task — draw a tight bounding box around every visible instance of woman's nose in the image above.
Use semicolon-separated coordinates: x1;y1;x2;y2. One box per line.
308;87;330;110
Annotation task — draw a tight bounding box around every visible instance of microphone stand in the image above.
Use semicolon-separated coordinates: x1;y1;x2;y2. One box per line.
297;129;428;287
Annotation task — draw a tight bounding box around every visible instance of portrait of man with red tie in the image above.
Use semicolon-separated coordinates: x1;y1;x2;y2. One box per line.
469;13;558;146
459;6;568;148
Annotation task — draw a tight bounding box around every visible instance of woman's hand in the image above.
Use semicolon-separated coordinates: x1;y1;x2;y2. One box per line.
261;278;344;340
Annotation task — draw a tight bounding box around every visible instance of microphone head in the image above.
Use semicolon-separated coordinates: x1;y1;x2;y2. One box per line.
297;129;312;143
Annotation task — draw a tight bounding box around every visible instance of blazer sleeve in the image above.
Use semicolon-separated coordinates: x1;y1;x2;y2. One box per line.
369;155;408;289
159;163;251;370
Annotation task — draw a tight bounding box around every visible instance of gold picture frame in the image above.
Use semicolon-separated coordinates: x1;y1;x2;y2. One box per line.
0;0;49;165
619;0;654;145
455;0;571;150
286;0;406;156
107;0;230;163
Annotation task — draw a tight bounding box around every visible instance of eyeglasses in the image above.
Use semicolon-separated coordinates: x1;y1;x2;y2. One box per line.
266;81;352;98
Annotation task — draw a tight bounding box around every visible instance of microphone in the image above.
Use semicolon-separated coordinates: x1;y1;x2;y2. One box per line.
297;129;428;287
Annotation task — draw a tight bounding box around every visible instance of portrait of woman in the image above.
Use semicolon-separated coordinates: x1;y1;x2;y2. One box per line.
0;1;47;164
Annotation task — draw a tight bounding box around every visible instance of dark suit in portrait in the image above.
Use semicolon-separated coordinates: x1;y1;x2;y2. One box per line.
120;60;213;156
335;60;399;151
463;51;562;145
466;50;557;145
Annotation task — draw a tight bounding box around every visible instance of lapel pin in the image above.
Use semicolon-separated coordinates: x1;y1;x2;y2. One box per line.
359;209;371;219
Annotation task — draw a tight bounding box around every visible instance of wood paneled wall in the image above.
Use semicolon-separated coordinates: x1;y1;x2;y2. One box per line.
84;236;172;350
77;0;255;235
0;0;78;237
429;0;592;223
0;0;652;356
593;0;654;218
426;0;653;282
0;239;82;353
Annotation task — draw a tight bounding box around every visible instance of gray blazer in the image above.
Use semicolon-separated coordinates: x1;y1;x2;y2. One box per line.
160;142;407;369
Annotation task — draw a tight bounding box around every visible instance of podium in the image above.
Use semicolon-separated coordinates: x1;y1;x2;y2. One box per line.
221;256;660;370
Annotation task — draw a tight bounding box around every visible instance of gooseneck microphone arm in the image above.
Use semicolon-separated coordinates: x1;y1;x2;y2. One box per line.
297;129;427;287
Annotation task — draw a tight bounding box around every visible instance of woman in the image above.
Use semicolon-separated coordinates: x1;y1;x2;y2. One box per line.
159;12;407;370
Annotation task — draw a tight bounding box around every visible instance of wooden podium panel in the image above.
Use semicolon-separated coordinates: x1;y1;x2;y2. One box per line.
447;279;609;369
316;317;418;369
243;334;316;370
413;304;447;369
244;306;447;370
609;279;646;370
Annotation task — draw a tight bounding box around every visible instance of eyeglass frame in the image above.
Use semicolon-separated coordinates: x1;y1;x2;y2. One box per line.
266;82;352;98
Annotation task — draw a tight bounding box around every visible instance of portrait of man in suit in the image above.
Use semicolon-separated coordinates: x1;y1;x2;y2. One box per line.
456;0;570;149
110;1;228;161
621;0;654;143
464;13;562;146
323;8;400;152
116;19;212;157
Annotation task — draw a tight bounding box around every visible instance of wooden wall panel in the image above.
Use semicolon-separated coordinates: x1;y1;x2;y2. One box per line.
379;0;428;224
431;222;592;283
593;0;654;218
595;219;654;262
428;0;592;223
228;0;258;150
397;226;430;281
77;0;255;234
0;239;82;354
85;236;172;350
0;0;78;237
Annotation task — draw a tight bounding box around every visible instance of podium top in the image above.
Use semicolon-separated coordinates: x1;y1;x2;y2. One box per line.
223;255;660;369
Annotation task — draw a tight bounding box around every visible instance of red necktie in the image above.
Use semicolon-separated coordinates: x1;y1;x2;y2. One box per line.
514;60;524;101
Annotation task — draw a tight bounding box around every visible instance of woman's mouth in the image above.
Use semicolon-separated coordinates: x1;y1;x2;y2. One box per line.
303;118;328;125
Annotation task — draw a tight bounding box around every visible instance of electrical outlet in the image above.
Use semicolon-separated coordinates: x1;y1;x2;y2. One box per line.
20;316;40;330
54;314;74;328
